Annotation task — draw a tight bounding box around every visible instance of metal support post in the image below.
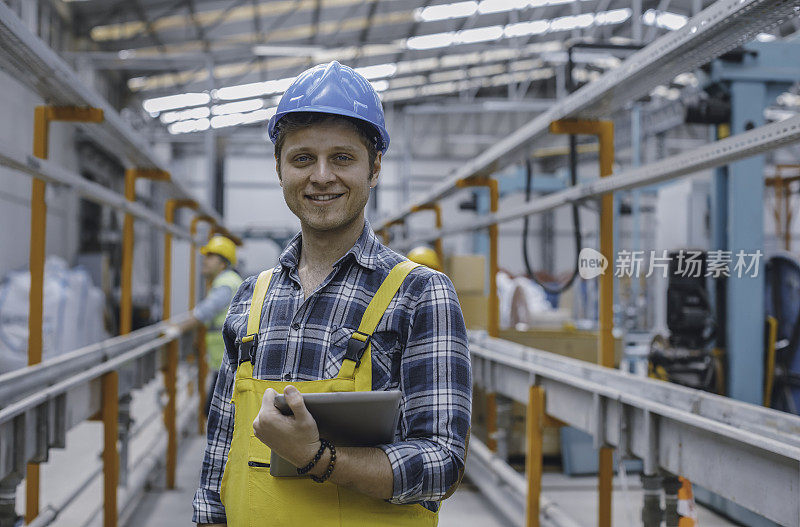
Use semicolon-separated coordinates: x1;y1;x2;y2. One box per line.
550;119;615;527
663;475;682;527
410;203;444;265
121;168;170;336
27;105;103;524
101;371;119;527
641;474;663;527
0;475;21;527
163;199;197;487
118;394;132;486
525;385;544;527
191;214;216;433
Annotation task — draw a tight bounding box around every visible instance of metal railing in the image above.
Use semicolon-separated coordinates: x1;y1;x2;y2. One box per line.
0;3;242;526
468;333;800;527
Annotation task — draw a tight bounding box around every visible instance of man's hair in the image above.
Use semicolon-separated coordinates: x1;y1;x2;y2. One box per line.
273;112;380;178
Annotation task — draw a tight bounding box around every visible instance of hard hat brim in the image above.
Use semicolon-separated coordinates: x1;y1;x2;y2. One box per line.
268;106;390;154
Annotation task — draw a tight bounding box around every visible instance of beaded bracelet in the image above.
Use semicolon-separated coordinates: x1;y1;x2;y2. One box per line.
311;441;336;483
296;438;331;475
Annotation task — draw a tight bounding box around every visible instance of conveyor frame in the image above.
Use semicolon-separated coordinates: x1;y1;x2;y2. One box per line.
470;333;800;526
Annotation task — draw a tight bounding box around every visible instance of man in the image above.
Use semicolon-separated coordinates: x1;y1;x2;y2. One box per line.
193;235;243;416
193;61;471;526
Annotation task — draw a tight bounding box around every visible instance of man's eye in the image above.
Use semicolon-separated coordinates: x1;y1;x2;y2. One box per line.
334;154;352;162
293;155;312;163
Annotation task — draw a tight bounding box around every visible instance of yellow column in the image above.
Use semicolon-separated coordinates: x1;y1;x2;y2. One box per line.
120;168;170;336
410;203;445;266
27;106;103;524
190;214;215;433
526;386;545;527
456;177;500;450
163;199;197;487
550;119;615;527
101;371;119;527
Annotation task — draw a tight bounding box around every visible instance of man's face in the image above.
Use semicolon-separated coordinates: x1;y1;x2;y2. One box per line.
201;253;227;279
277;120;379;234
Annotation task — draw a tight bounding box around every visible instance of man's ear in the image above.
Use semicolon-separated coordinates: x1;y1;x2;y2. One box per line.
369;153;382;188
275;157;282;186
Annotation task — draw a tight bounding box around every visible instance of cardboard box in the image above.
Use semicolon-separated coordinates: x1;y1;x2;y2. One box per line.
445;254;485;294
457;293;488;330
498;327;623;365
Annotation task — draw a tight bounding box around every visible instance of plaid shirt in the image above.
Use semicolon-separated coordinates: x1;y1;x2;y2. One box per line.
193;221;472;524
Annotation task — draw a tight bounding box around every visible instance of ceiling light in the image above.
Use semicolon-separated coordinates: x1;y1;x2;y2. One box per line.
595;8;631;25
407;32;457;50
504;20;549;37
415;1;478;22
457;25;504;44
355;63;398;80
642;10;688;31
371;80;389;92
214;77;295;101
168;118;210;135
143;92;210;114
549;13;594;32
756;33;777;42
210;108;276;129
478;0;528;14
160;106;211;124
212;99;264;116
252;45;325;57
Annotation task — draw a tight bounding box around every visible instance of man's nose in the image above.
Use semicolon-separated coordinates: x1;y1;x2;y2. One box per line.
309;158;336;185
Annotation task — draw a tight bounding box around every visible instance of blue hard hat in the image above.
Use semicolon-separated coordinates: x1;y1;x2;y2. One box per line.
267;61;390;154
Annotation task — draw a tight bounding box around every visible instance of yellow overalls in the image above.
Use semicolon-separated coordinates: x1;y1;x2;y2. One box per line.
220;261;439;526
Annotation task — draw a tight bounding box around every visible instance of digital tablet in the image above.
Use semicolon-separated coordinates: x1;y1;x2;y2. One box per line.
269;390;402;477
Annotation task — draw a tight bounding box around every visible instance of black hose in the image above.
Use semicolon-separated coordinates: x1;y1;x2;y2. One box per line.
521;157;582;295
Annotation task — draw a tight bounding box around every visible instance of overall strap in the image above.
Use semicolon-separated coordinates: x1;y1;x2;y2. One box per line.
338;260;420;380
239;269;274;364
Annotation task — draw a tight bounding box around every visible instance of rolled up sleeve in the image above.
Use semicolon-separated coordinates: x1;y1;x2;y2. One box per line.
377;272;472;504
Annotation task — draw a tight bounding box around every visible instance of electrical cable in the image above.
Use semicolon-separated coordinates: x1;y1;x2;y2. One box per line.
522;156;582;294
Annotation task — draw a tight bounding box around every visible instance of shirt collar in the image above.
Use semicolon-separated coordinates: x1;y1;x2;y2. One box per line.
278;220;380;272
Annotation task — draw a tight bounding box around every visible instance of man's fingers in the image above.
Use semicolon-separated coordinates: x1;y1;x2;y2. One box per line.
283;385;312;420
260;387;278;414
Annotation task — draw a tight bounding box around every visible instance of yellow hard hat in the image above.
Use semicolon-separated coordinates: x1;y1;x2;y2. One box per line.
200;236;237;266
407;246;442;272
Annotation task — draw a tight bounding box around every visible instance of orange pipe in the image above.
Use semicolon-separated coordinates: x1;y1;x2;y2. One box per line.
27;106;103;524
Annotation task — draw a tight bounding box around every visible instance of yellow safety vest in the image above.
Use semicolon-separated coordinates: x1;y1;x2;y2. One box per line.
206;269;243;371
220;261;439;526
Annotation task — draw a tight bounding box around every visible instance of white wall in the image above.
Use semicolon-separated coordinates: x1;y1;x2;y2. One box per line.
0;68;80;278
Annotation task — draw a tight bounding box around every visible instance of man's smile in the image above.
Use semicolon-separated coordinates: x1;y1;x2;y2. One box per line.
306;192;345;204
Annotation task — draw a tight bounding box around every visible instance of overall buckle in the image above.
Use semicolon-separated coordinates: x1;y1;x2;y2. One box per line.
344;331;371;366
239;333;258;364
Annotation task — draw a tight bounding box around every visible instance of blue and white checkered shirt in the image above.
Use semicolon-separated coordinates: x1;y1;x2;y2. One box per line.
193;221;472;524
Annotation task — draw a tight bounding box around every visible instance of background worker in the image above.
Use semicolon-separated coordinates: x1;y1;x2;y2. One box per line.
191;235;243;416
407;246;443;272
193;61;471;526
